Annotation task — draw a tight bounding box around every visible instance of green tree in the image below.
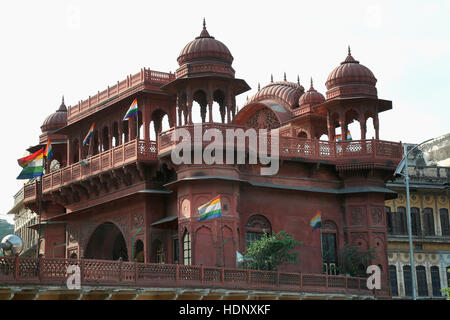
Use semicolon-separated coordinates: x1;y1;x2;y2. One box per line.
243;231;303;271
337;244;376;277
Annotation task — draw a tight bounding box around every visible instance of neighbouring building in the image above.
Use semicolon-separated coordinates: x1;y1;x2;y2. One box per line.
7;185;38;257
17;21;403;297
386;143;450;299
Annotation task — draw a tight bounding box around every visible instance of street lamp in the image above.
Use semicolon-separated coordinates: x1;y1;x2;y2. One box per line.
394;138;433;300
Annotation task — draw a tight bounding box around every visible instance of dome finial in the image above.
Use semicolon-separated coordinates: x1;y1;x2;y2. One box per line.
198;18;211;38
348;45;351;56
310;77;314;88
258;83;261;91
271;74;273;82
297;75;300;85
62;95;64;104
284;72;287;82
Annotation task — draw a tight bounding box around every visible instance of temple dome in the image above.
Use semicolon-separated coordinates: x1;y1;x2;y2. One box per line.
177;20;234;66
248;80;305;109
41;97;67;133
299;79;325;108
325;47;377;99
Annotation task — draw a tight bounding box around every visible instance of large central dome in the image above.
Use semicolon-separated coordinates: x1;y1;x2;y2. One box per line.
177;20;234;66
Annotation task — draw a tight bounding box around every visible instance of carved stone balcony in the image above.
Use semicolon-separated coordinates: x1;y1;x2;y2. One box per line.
0;257;388;298
158;124;403;170
23;139;157;204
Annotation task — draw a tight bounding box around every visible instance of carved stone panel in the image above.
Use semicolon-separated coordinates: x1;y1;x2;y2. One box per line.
350;207;367;226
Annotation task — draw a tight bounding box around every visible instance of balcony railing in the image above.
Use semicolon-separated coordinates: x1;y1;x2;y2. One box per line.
0;257;383;296
23;139;157;202
158;124;403;165
67;68;176;124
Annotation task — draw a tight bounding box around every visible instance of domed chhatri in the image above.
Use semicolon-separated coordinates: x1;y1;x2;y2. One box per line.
325;46;378;100
299;78;325;108
41;96;68;133
248;80;305;110
177;19;234;67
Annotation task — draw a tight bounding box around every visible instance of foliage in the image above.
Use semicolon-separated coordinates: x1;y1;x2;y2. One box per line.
441;287;450;300
243;231;303;271
337;244;376;277
0;219;14;241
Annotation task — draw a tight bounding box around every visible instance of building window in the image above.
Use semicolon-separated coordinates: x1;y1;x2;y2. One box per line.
321;221;338;275
156;245;164;264
183;232;191;265
447;266;450;287
134;239;144;263
246;215;271;247
440;209;450;236
397;207;408;235
423;208;435;236
173;238;179;264
385;207;393;234
411;207;421;236
430;266;441;297
416;266;428;297
389;265;398;296
403;265;412;296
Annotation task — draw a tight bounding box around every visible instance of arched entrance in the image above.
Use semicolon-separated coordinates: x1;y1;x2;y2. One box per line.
85;222;129;261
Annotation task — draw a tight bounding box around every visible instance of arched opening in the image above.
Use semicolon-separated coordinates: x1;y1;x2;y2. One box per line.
213;89;226;123
319;134;329;141
246;215;271;247
152;239;165;264
72;139;80;163
134;239;144;262
102;126;109;151
344;109;359;141
161;114;170;132
297;131;308;139
149;121;156;141
321;221;338;275
93;130;99;155
182;231;192;265
112;122;119;147
85;222;128;261
192;90;207;123
122;121;129;144
364;113;376;140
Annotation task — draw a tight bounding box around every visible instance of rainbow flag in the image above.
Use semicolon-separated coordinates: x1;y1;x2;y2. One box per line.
44;139;53;161
335;131;352;142
83;123;95;146
123;98;138;121
17;148;44;179
198;196;222;221
309;210;322;231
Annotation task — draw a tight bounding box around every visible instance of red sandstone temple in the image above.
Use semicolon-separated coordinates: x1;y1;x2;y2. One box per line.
20;21;402;295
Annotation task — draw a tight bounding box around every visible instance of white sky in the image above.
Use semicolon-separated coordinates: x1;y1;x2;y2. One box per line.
1;0;449;224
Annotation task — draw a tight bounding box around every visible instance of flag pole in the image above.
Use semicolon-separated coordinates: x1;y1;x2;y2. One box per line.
220;212;226;267
136;100;139;140
36;155;46;258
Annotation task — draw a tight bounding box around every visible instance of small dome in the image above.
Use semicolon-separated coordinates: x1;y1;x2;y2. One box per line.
299;78;325;108
325;47;377;99
41;97;67;133
177;20;233;66
248;80;305;109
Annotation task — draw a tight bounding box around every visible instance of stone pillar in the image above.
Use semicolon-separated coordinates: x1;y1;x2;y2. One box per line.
374;114;380;140
327;111;335;141
208;102;213;123
118;121;123;145
360;119;367;141
220;105;226;123
67;138;72;165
